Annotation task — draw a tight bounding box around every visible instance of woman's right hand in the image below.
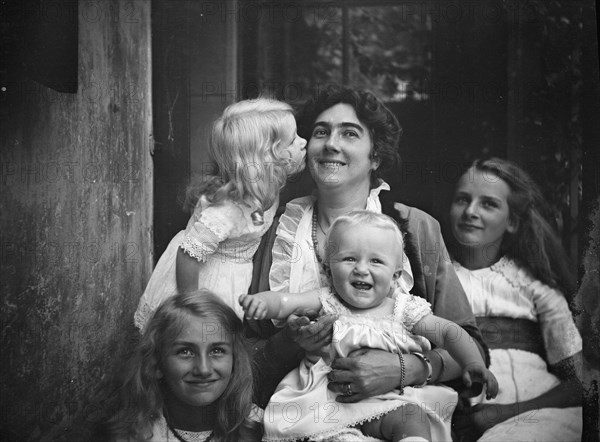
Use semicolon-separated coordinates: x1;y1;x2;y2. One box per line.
327;351;443;403
283;314;336;353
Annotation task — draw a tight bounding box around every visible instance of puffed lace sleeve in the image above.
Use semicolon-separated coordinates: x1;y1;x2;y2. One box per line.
180;199;242;261
269;196;316;293
394;290;432;330
528;277;582;365
248;404;264;423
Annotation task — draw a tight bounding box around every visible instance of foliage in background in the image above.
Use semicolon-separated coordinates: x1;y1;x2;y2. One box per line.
287;4;431;102
349;6;432;101
285;1;582;247
517;0;583;237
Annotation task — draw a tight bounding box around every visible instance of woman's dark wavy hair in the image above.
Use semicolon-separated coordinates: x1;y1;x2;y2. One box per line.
105;291;254;441
461;158;576;298
297;84;402;187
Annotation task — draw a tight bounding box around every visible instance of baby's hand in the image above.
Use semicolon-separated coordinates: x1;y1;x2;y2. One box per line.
238;293;268;320
462;364;499;400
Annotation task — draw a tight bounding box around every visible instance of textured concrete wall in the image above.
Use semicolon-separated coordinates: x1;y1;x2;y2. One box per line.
0;1;153;439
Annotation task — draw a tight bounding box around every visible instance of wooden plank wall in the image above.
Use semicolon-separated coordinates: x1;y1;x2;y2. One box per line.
0;1;153;439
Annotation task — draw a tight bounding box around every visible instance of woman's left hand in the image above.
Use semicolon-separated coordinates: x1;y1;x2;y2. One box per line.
327;348;401;403
285;314;336;353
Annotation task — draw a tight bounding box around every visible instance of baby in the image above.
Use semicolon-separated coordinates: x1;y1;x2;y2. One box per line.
240;211;497;442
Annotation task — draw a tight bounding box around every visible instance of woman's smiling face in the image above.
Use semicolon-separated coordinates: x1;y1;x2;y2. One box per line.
307;103;379;190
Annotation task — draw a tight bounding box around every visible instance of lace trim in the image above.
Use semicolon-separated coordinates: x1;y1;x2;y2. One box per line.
180;237;209;262
489;256;534;290
264;401;404;442
173;428;212;442
400;293;432;329
154;415;212;442
269;196;315;293
270;180;392;293
198;206;233;242
320;288;396;320
152;406;263;441
320;288;348;316
134;301;153;333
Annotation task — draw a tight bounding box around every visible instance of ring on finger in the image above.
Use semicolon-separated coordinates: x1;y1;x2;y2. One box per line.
343;383;353;396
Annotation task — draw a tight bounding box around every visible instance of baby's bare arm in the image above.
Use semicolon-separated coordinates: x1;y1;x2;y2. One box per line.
413;314;483;367
239;290;322;320
412;313;497;396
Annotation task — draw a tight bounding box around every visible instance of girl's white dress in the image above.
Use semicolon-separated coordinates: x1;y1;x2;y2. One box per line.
134;196;277;332
454;257;582;442
149;404;264;441
263;289;458;442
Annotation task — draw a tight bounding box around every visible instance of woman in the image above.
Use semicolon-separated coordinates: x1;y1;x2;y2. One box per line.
448;158;582;441
249;85;488;419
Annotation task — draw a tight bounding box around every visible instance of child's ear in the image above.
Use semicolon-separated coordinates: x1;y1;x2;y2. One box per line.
507;217;519;234
392;270;402;282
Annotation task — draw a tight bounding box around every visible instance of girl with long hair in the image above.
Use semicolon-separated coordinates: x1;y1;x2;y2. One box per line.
135;98;306;331
107;291;261;441
449;158;582;441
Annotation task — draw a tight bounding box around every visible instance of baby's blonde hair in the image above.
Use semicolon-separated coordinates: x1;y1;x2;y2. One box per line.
324;210;405;265
188;97;298;223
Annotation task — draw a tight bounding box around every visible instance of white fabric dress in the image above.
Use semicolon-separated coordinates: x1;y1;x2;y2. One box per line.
149;404;264;441
134;196;277;332
263;290;458;442
454;257;582;442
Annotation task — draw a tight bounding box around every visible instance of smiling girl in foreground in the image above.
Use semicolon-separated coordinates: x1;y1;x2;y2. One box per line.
240;211;497;442
108;291;262;441
134;98;307;331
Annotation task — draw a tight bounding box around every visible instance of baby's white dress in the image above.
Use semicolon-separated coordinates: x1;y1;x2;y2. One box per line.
263;289;458;442
134;196;276;331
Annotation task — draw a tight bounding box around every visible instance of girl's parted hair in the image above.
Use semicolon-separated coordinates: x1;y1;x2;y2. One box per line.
106;291;254;441
469;157;575;297
187;98;298;223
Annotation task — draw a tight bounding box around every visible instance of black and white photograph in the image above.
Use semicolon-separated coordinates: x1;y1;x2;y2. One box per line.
1;1;599;441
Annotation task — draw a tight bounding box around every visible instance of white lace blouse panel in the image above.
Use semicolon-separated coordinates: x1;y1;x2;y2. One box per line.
454;257;582;365
269;181;414;294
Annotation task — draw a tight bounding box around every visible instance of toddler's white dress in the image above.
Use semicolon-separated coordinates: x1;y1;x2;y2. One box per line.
134;196;276;332
263;289;458;442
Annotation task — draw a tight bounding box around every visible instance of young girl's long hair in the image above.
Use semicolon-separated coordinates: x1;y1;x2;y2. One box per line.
468;158;575;297
186;98;298;223
106;291;254;441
